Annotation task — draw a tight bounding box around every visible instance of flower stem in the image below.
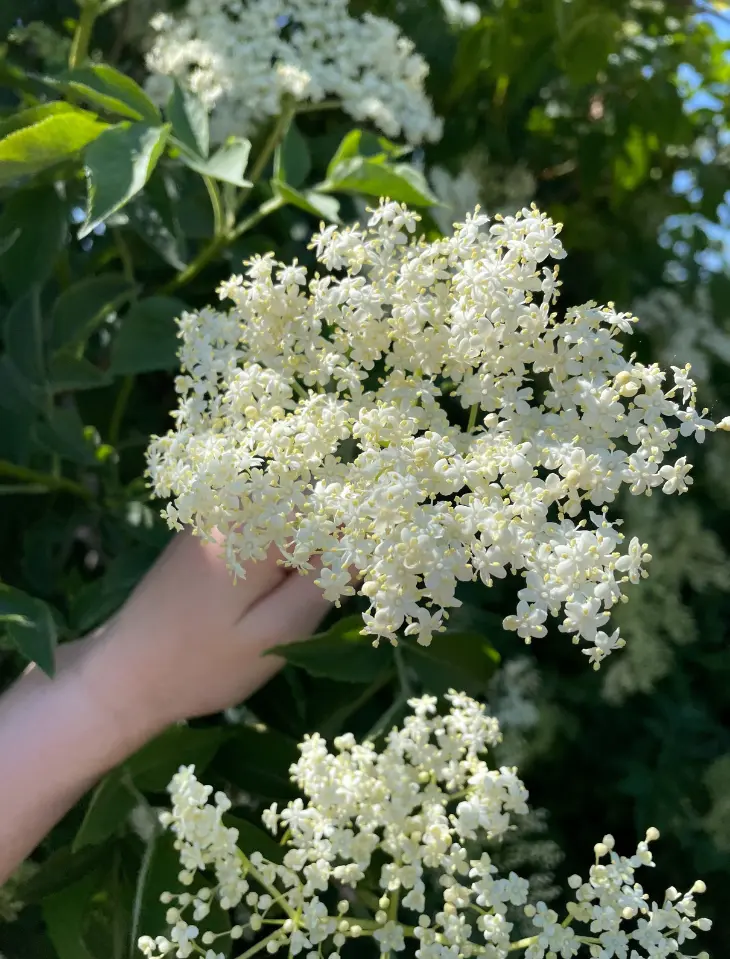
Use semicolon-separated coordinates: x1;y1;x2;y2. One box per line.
239;98;297;207
232;929;282;959
69;0;101;68
467;403;479;432
203;175;225;238
237;851;297;921
0;459;91;500
508;936;538;952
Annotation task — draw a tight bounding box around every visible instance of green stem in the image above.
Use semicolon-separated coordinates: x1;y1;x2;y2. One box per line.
294;99;343;115
232;929;282;959
109;375;134;446
203;175;225;238
128;830;158;959
394;645;412;697
161;233;228;294
237;850;297;921
161;195;285;295
508;936;538;952
0;459;90;500
69;0;101;68
239;98;297;208
113;227;135;285
467;403;479;432
161;97;298;294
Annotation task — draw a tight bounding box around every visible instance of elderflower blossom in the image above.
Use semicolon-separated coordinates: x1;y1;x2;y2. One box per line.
145;0;442;145
140;693;711;959
147;200;729;663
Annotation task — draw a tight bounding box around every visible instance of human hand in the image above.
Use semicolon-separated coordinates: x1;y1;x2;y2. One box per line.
77;530;331;744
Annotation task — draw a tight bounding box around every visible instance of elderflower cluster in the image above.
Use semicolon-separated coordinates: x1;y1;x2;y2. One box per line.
139;693;711;959
147;199;729;663
144;0;442;145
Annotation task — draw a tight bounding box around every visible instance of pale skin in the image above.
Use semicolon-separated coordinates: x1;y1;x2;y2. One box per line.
0;530;331;886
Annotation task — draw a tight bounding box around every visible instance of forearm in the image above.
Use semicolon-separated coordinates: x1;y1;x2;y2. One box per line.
0;637;160;885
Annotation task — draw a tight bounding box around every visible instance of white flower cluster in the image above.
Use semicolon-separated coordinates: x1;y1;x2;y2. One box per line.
147;199;729;663
145;0;442;145
139;693;711;959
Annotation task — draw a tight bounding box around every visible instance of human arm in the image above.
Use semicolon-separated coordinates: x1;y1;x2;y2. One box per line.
0;531;330;885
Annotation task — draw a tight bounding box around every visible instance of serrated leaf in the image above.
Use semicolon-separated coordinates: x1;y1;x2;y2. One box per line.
0;101;80;140
49;354;111;392
80;122;171;238
0;584;57;675
404;630;500;696
274;181;341;223
0;110;108;185
110;295;185;374
269;613;390;682
61;64;161;123
51;273;135;351
167;80;209;158
323;157;437;207
178;136;252;187
0;186;68;296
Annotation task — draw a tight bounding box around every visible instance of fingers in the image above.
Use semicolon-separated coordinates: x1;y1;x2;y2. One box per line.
127;529;289;623
240;565;332;656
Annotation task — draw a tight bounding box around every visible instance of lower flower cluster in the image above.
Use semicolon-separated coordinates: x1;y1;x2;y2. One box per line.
138;693;711;959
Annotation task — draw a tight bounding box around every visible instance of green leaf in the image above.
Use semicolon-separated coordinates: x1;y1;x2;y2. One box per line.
269;614;390;682
15;843;109;904
70;545;158;633
0;110;108;186
274;181;341;223
128;725;228;791
51;273;136;352
178;136;252;187
404;630;500;697
0;186;68;297
0;584;57;676
325;129;409;180
35;407;97;465
62;64;161;123
42;870;102;959
0;101;80;140
73;727;227;850
275;120;311;188
73;775;138;852
49;354;111;392
80;122;171;238
167;79;209;158
4;287;45;385
215;725;299;800
323;157;437;207
0;356;46;415
110;295;185;374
